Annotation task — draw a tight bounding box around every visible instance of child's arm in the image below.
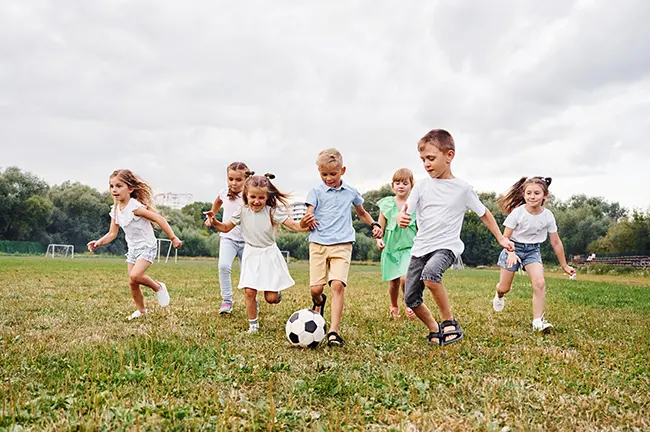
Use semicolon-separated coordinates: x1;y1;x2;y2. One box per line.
502;227;521;267
204;195;224;228
549;232;576;276
282;213;316;232
303;205;318;230
376;211;386;250
87;218;119;251
134;207;183;248
479;208;514;252
203;210;236;233
354;205;382;239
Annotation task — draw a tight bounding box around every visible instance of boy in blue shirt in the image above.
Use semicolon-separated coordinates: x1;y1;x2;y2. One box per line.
305;148;382;346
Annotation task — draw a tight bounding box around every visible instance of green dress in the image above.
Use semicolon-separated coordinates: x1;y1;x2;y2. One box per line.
377;196;417;281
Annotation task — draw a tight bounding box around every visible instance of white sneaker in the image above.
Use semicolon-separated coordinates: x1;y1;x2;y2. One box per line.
247;325;259;334
532;317;553;333
492;293;505;312
219;301;233;314
156;282;170;307
128;309;147;320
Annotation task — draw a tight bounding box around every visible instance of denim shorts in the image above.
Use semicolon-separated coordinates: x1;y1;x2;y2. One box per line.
126;245;157;264
404;249;456;309
497;242;542;272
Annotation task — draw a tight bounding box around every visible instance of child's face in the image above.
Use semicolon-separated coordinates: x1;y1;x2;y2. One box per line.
419;144;453;179
524;184;547;207
318;163;346;188
227;169;247;194
109;177;133;202
246;187;269;212
392;180;412;197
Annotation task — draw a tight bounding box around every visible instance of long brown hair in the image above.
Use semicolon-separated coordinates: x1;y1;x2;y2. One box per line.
226;162;253;200
242;173;290;226
110;169;154;209
498;176;553;214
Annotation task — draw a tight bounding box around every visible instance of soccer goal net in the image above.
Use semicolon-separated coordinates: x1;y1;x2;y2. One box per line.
46;244;74;259
157;238;177;264
280;250;290;264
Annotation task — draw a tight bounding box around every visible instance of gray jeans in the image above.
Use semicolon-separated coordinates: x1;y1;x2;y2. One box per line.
404;249;456;309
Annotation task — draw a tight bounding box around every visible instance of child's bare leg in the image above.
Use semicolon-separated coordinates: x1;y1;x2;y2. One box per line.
412;303;440;333
329;280;345;333
127;263;146;313
128;259;161;292
388;278;400;307
401;276;416;318
310;284;326;314
496;269;515;297
244;288;258;320
264;291;279;304
424;280;453;322
525;263;546;319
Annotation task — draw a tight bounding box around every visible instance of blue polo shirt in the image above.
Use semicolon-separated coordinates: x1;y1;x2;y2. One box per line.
305;181;364;245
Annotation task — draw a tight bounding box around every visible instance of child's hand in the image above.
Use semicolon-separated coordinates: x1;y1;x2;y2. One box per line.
506;251;521;268
376;239;385;251
171;237;183;248
300;213;317;230
203;211;215;227
371;225;383;239
563;265;576;276
396;204;411;228
204;217;212;228
498;236;515;252
87;240;99;252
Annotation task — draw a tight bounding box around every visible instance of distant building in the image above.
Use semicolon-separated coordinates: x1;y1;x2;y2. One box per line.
290;201;307;221
154;193;194;209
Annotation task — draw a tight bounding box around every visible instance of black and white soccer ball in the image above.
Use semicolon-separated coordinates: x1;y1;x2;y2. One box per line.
285;309;327;348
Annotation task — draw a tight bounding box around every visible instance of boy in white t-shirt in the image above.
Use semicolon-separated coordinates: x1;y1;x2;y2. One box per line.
493;176;575;332
396;129;514;346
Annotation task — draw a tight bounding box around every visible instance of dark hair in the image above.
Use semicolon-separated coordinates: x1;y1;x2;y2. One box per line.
417;129;455;153
226;162;253;200
242;173;290;226
110;169;154;209
498;176;553;214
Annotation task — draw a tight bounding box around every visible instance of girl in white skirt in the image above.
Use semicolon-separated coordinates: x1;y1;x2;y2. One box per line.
205;173;315;333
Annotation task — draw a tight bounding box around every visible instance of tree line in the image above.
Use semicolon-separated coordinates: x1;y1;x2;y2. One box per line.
1;166;648;265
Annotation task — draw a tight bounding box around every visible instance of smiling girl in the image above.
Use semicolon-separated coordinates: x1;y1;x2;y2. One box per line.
492;176;575;332
205;173;314;334
87;169;182;320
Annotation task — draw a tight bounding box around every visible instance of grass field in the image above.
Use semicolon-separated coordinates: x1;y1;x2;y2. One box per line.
1;256;649;431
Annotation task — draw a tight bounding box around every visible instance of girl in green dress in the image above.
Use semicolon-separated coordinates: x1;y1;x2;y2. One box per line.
376;168;417;319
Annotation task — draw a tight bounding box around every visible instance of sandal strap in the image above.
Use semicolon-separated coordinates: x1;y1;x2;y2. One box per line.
327;331;345;346
440;319;462;336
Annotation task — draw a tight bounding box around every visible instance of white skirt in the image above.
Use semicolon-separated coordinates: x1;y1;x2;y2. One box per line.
237;243;295;292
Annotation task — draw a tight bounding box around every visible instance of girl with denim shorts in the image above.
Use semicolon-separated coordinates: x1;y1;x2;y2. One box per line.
492;177;575;332
87;169;182;320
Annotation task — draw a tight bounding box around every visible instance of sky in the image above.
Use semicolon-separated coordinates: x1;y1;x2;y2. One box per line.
1;0;649;211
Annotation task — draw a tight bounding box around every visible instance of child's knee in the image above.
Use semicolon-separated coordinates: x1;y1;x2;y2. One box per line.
330;280;345;294
129;273;142;284
424;279;443;292
264;291;279;303
244;288;257;299
310;285;325;297
532;278;546;292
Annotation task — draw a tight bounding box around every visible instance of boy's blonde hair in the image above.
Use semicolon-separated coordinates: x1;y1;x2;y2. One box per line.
417;129;455;153
392;168;414;187
316;148;343;167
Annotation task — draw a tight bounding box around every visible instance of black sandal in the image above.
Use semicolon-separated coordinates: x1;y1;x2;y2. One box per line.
327;331;344;347
439;319;464;346
311;293;327;316
426;328;443;346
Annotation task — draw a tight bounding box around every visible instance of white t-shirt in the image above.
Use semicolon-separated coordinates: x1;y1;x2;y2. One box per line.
110;198;157;249
504;205;557;244
405;177;486;258
230;205;288;248
218;188;244;242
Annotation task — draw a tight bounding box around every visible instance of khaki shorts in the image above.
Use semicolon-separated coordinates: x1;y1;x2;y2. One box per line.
309;243;353;286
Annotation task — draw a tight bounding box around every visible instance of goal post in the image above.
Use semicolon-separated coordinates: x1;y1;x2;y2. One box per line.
46;244;74;259
280;250;290;264
157;238;177;264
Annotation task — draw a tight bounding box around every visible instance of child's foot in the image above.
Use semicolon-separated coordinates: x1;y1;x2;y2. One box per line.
219;301;233;314
247;326;259;334
532;316;553;333
440;319;464;346
156;282;170;307
128;309;147;320
248;318;259;334
311;293;327;316
389;306;400;319
492;293;505;312
405;307;416;319
326;331;345;347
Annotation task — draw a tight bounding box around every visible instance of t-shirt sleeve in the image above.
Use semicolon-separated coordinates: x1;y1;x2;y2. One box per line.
109;204;116;219
272;207;289;224
230;207;242;226
503;207;519;229
352;188;364;207
305;188;318;207
546;210;558;233
466;187;486;217
404;183;419;215
218;188;228;202
377;196;392;216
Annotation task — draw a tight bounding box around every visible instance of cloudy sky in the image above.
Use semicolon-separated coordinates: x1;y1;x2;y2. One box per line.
1;0;649;210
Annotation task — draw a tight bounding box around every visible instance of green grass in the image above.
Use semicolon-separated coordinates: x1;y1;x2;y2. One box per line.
1;256;649;431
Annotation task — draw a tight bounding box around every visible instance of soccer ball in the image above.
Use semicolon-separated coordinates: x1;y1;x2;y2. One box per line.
285;309;327;348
